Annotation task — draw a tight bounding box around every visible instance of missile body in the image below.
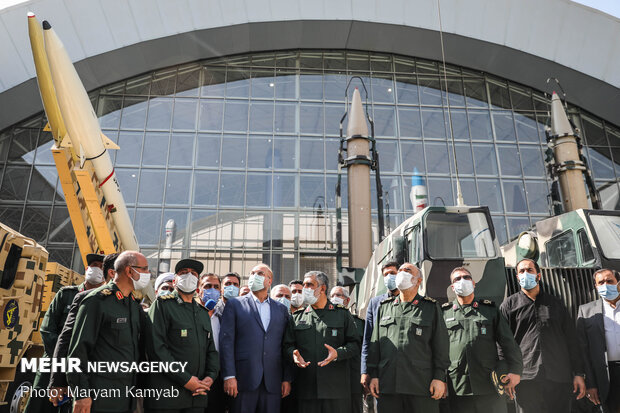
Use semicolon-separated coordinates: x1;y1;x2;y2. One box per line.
346;88;373;268
27;13;68;147
159;219;176;273
410;167;428;213
43;22;139;251
549;92;589;211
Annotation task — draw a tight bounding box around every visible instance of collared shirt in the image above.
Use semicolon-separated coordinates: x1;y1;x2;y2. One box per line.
500;290;583;382
250;292;271;331
603;300;620;361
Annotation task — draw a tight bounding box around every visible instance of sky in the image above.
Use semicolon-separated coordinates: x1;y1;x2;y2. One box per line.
572;0;620;18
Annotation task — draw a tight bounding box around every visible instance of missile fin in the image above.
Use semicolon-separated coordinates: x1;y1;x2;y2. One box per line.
79;144;86;168
43;122;51;132
101;133;120;150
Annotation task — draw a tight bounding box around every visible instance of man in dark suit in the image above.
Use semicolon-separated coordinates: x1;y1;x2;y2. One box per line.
219;263;292;413
577;268;620;413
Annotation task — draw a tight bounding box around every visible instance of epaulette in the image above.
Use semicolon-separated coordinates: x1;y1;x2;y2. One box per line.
380;296;395;304
424;296;436;303
441;302;452;309
481;299;494;305
336;304;346;309
99;288;112;296
61;285;79;291
160;294;175;300
293;307;305;314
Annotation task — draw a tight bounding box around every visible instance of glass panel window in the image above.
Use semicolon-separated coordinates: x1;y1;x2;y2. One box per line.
373;107;396;137
115;168;139;205
400;141;425;175
324;138;340;172
246;172;272;207
193;171;219;206
120;97;148;129
275;103;297;134
250;101;274;133
577;228;595;263
201;67;226;97
398;107;422;138
395;75;419;105
142;132;169;167
146;98;173;130
419;76;443;106
477;178;503;212
376;140;399;174
274;137;297;169
176;66;200;97
449;109;469;140
421;108;447;139
424;142;451;175
546;231;577;267
502;180;527;213
424;211;496;258
300;73;323;100
28;166;58;201
248;135;273;169
273;173;296;207
427;177;454;206
514;112;540;143
221;136;247;168
196;134;221;168
226;69;250;98
300;104;324;135
371;76;395;103
323;74;347;101
589;214;620;259
165;170;192;205
199;99;224;131
452;143;474;175
506;216;531;239
1;166;30;201
172;99;198;130
219;172;246;206
520;146;545;178
525;180;550;214
138;170;165;204
445;79;465;107
300;174;325;208
8;128;39;164
224;101;249;132
48;206;74;242
497;145;521;176
492;111;516;141
168;133;195;167
587;147;616;180
97;96;123;129
275;72;297;99
251;70;275;99
134;208;163;246
468;110;493;141
324;104;344;136
453;178;478;206
463;78;488;108
472;144;498;176
492;215;508;245
300;138;324;171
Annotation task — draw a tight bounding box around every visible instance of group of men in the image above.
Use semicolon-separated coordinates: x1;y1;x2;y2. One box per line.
25;251;620;413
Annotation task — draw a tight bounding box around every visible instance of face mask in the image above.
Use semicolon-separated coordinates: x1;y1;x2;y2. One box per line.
383;274;397;291
395;271;415;291
290;293;304;308
223;285;240;299
131;268;151;291
85;266;104;285
202;288;220;302
157;289;172;297
331;296;345;306
303;287;319;306
276;296;291;309
453;279;475;297
248;274;265;292
597;283;620;301
518;272;538;290
176;273;198;294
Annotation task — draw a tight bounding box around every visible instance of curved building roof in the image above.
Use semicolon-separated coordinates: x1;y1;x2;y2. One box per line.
1;0;620;130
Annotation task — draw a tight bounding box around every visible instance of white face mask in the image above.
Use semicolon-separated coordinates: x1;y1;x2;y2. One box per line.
131;268;151;290
85;266;104;285
290;293;304;307
303;287;319;305
331;296;345;306
395;271;416;291
248;273;265;292
176;273;198;294
453;279;475;297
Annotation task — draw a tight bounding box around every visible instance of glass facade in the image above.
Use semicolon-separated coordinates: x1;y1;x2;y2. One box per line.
1;50;619;283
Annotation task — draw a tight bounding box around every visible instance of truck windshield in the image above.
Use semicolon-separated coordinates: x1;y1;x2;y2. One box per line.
590;214;620;259
424;211;496;259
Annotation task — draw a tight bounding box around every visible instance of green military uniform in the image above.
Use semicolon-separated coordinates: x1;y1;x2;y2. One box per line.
442;299;523;413
367;294;449;413
24;283;85;413
144;290;219;412
67;281;145;413
350;314;364;413
283;300;360;413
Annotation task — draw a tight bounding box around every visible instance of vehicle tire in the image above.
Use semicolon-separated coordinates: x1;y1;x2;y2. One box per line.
1;370;34;413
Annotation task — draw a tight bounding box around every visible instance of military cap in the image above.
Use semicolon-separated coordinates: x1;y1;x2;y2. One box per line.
174;258;204;275
86;253;105;266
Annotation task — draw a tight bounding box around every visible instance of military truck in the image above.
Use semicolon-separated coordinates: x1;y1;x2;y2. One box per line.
502;209;620;271
352;205;505;317
0;222;82;413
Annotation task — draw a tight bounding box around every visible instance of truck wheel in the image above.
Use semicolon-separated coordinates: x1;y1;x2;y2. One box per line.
2;371;34;413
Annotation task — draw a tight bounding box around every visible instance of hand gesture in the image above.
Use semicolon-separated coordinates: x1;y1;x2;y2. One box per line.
73;397;92;413
501;373;521;400
317;344;338;367
281;381;291;398
429;379;446;400
369;378;380;398
293;349;310;368
185;376;209;396
573;375;586;400
223;377;239;398
585;388;601;405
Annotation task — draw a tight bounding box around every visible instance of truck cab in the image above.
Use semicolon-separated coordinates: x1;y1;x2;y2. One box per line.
353;206;506;317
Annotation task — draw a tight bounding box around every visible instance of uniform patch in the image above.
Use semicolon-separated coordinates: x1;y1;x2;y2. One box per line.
446;317;455;322
116;317;127;324
381;316;391;321
328;304;334;310
115;291;124;300
332;329;338;336
416;328;422;336
101;289;112;296
299;320;308;325
473;302;479;308
181;329;188;337
413;299;419;305
3;299;19;329
481;327;487;335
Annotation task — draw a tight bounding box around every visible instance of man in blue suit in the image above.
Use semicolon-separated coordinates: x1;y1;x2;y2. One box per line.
219;263;292;413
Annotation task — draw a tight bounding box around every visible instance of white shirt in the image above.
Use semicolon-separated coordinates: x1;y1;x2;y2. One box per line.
250;291;271;331
211;315;220;352
603;300;620;361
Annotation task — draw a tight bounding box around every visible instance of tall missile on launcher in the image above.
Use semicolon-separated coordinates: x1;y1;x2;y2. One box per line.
42;20;139;251
548;92;589;211
346;88;373;268
410;167;428;212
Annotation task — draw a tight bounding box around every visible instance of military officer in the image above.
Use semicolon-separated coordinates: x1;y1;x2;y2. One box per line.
145;258;219;413
442;267;523;413
367;262;449;413
24;253;106;413
67;251;149;413
284;271;360;413
330;286;365;413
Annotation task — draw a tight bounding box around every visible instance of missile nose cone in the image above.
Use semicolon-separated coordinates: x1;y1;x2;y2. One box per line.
27;11;35;18
550;91;574;137
347;88;369;138
42;20;51;30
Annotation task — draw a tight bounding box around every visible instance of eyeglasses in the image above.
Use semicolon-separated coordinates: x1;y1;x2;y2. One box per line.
453;275;473;282
131;265;149;271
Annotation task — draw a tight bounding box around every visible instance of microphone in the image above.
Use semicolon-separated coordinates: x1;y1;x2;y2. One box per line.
205;299;217;310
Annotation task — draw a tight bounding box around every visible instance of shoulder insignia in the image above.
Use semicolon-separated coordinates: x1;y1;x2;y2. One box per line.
482;299;494;305
441;302;452;309
304;306;312;313
424;296;436;303
380;296;395;304
413;299;419;305
130;292;137;301
115;291;124;300
328;304;334;310
293;307;305;314
473;301;479;308
100;289;112;296
160;294;174;300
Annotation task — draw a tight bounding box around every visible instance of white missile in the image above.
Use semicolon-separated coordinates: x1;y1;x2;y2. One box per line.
42;21;139;251
409;168;428;212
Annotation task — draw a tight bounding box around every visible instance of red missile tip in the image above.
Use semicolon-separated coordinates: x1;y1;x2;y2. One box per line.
27;12;35;17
